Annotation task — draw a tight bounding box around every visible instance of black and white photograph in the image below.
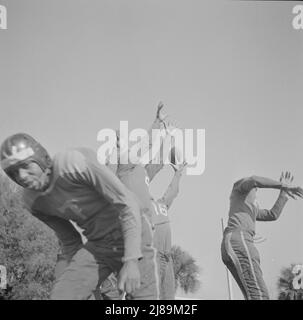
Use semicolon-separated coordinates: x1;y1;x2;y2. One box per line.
0;0;303;304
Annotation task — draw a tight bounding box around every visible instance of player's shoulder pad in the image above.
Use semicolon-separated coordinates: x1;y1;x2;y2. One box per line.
232;176;256;194
233;177;248;188
54;148;94;175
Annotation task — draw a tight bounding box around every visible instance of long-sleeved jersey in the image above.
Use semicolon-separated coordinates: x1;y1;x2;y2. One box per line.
152;200;171;253
22;148;142;262
151;171;182;252
225;176;288;236
145;117;180;182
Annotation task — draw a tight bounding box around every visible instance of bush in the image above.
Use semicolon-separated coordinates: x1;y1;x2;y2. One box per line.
0;171;59;300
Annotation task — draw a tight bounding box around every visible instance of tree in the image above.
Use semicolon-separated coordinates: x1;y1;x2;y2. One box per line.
277;264;303;300
171;245;201;294
0;171;59;300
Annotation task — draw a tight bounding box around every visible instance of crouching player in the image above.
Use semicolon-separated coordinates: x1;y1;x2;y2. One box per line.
0;133;156;300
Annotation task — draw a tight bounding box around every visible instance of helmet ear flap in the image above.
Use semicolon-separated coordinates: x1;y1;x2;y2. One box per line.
33;143;52;171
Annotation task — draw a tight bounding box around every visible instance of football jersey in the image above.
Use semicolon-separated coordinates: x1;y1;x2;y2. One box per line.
151;200;171;253
225;176;288;237
23;147;142;262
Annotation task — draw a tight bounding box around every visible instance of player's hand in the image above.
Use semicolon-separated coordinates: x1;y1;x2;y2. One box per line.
279;171;296;199
280;171;303;199
156;101;181;134
156;101;167;121
179;161;188;172
279;171;294;185
173;161;188;173
284;186;303;199
117;259;141;294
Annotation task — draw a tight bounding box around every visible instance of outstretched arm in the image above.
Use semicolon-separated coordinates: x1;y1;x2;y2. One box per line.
143;102;168;180
256;191;289;221
138;102;167;164
235;172;303;198
256;172;302;221
145;102;182;182
158;162;186;210
117;102;166;166
235;176;285;194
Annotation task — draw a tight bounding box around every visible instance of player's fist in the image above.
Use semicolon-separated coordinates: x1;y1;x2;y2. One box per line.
117;259;141;295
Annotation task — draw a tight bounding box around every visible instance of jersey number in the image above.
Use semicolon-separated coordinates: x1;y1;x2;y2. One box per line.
292;264;303;290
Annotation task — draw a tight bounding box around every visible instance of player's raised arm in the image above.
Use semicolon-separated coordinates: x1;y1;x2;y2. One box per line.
235;172;303;197
137;102;167;166
279;171;303;199
145;102;182;182
256;192;288;221
257;172;303;221
235;176;284;194
159;161;187;210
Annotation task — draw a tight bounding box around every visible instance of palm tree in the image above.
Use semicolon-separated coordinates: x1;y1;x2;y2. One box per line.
277;264;303;300
171;245;201;294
